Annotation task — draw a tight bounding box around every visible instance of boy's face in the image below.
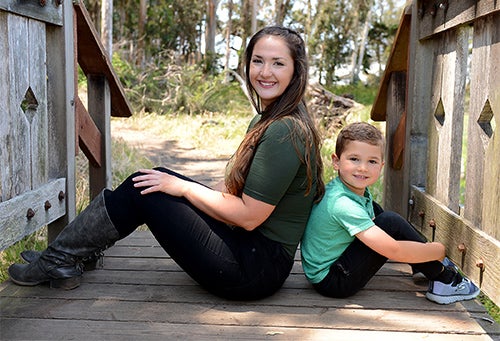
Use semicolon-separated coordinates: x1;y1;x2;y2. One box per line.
333;140;384;196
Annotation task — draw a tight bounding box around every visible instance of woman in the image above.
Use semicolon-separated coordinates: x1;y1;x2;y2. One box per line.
9;26;325;300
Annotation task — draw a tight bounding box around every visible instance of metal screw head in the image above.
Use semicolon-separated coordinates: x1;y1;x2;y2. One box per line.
429;219;436;228
457;243;466;253
476;259;485;270
58;191;65;201
418;210;425;218
44;200;52;210
39;0;46;6
26;208;35;219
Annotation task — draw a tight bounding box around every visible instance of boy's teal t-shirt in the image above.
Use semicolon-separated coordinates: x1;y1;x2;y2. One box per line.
301;177;375;283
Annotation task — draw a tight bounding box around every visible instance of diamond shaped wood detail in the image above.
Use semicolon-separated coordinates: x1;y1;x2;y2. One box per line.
477;99;495;139
20;87;38;124
434;98;445;126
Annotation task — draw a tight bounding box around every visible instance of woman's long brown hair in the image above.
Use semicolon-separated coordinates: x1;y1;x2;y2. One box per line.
225;26;325;202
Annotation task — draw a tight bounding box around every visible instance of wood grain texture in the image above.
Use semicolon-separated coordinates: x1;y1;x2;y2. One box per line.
1;231;498;340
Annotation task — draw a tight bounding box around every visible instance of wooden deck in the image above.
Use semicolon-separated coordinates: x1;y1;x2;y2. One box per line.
1;230;498;340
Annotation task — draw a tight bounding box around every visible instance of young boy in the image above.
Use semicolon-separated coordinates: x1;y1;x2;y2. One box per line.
301;122;479;304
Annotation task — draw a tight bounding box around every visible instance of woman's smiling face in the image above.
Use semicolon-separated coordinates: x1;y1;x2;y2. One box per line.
249;35;294;109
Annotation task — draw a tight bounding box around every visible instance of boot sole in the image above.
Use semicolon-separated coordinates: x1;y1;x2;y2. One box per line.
21;252;100;271
10;275;81;290
50;276;81;290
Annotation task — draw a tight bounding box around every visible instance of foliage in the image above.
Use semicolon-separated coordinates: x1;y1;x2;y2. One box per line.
0;229;47;283
478;293;500;324
308;0;358;85
87;0;404;90
112;53;249;117
328;82;380;106
144;0;205;61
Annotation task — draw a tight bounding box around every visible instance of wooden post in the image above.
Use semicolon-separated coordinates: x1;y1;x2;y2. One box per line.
383;72;407;215
87;74;112;199
46;0;77;242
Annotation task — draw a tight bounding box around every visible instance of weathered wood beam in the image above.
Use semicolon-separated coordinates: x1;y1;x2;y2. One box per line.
418;0;500;40
0;0;62;26
0;178;66;250
75;96;102;168
73;1;132;118
409;186;500;306
371;6;411;121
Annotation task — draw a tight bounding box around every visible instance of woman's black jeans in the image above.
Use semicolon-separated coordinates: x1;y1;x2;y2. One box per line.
104;167;293;300
313;202;444;298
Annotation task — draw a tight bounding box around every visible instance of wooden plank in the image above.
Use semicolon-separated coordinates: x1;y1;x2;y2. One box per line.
44;0;77;240
78;268;429;293
87;74;112;197
426;27;468;213
73;1;132;118
418;0;500;40
3;14;31;199
404;3;438;221
383;72;407;214
409;186;500;307
28;17;48;188
465;12;500;240
0;11;8;202
371;6;411;121
76;96;102;167
1;231;497;339
1;318;493;341
0;0;63;26
0;178;66;250
0;297;491;336
0;280;474;313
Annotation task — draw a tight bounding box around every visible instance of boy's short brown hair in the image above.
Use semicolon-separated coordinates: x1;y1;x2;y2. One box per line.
335;122;384;158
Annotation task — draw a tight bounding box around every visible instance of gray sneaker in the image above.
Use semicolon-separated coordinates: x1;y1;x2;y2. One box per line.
426;271;480;304
442;257;458;270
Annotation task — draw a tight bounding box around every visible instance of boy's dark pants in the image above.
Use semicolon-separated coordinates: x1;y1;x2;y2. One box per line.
313;203;443;298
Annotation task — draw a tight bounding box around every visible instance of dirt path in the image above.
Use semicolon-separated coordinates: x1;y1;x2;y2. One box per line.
111;124;228;187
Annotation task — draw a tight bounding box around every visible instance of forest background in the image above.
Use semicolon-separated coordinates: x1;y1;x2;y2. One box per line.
90;0;404;93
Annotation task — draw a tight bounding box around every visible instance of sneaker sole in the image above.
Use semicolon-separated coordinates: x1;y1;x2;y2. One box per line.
425;289;480;304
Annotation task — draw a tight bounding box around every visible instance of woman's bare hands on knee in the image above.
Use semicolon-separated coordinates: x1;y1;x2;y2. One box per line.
132;169;188;196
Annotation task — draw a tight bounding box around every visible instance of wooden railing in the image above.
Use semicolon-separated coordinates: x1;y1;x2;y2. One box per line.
0;0;131;249
372;0;500;306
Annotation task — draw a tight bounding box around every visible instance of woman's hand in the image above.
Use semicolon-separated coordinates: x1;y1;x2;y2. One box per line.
132;169;188;197
131;169;274;230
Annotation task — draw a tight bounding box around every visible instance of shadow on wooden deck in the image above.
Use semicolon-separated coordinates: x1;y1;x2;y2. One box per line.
1;230;499;340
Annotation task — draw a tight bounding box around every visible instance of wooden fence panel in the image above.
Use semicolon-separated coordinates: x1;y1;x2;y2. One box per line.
1;14;31;201
0;8;66;249
427;27;469;214
406;1;500;305
465;13;500;240
0;14;48;199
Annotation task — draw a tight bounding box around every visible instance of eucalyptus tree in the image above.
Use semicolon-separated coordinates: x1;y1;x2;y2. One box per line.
308;0;358;86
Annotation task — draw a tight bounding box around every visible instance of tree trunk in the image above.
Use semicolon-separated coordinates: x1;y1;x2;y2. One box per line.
353;8;372;83
224;0;234;82
101;0;113;58
251;0;257;34
205;0;219;71
136;0;147;66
